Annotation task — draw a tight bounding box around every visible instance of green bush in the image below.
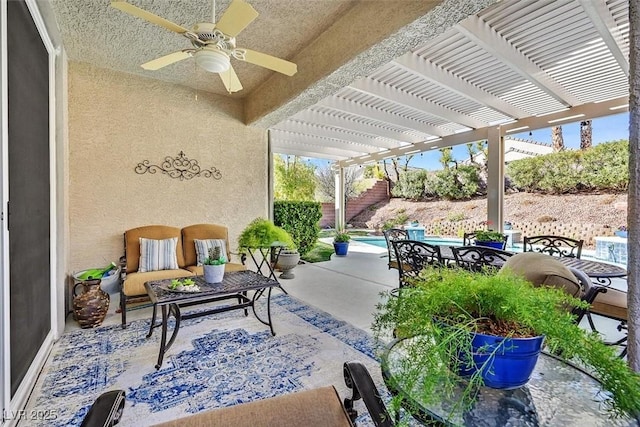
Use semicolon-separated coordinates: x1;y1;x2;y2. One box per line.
536;150;582;193
426;166;480;200
391;169;428;199
273;201;322;256
382;212;409;230
581;140;628;191
507;140;628;193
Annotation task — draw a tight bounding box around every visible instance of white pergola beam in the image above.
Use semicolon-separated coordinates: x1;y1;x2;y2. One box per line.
294;108;425;144
500;96;628;134
349;78;488;130
273;120;399;149
272;138;366;159
457;16;582;107
394;53;529;119
578;0;629;76
270;129;382;154
318;96;446;138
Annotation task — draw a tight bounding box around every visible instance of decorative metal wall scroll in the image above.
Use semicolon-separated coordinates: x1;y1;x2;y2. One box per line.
135;151;222;181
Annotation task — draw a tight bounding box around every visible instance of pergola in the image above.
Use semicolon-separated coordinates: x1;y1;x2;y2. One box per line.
268;0;630;229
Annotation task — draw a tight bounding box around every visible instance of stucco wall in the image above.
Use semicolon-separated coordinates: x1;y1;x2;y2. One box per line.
68;62;267;273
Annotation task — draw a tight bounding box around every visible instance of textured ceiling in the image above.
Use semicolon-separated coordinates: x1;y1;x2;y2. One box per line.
50;0;357;97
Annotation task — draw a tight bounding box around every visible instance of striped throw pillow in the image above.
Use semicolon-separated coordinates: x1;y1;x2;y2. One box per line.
138;237;179;272
194;239;228;266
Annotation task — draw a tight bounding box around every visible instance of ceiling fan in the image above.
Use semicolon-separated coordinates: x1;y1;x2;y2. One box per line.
111;0;298;93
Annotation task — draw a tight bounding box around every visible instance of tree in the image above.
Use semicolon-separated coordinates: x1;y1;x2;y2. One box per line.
315;164;359;201
628;0;639;372
439;147;456;168
580;120;593;150
551;126;565;151
273;155;316;201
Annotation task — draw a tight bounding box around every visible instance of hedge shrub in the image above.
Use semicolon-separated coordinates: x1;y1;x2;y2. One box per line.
273;201;322;256
580;140;629;191
426;165;480;200
507;140;628;193
391;169;428;199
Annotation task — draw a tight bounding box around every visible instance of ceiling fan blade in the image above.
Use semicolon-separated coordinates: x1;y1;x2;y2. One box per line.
215;0;259;37
240;49;297;76
219;65;243;93
141;51;192;70
111;1;189;34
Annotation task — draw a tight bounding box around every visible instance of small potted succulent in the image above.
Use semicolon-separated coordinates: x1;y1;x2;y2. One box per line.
203;246;226;284
333;230;351;256
473;230;506;249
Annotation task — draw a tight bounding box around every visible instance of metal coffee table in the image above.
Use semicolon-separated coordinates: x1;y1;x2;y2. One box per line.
144;270;281;369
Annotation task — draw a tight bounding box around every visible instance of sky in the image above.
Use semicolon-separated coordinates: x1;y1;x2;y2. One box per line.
303;112;629;171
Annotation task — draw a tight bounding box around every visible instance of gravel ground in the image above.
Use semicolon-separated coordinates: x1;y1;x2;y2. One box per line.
351;192;628;231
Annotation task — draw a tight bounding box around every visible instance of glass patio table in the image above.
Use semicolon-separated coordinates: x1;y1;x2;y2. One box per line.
381;337;638;427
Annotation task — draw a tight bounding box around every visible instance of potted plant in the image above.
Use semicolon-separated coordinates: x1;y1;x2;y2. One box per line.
473;229;506;249
333;231;351;256
373;266;640;420
238;218;297;275
203;246;226;283
275;249;301;279
238;217;295;250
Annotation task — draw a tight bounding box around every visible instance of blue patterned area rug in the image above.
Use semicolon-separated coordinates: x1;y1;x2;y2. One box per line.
24;294;385;426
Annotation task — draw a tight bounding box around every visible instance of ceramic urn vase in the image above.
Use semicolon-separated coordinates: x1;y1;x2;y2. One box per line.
73;279;110;328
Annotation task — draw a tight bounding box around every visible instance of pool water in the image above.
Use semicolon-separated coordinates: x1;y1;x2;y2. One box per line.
354;236;467;249
352;236;605;263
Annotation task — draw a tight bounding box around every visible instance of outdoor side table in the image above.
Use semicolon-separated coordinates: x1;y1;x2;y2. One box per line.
145;271;281;369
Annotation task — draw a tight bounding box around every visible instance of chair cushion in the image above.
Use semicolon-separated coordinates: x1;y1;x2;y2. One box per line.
182;224;231;267
139;237;180;272
194;239;228;266
590;287;627;321
122;269;194;296
186;262;246;276
500;252;581;297
151;386;353;427
125;225;185;272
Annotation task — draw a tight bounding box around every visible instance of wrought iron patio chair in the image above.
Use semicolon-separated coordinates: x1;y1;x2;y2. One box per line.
463;231;509;250
585;280;628;358
523;235;584;258
451;245;514;272
383;228;409;270
392;239;443;289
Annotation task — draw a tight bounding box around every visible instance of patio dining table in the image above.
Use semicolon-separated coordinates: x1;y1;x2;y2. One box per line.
436;245;627;286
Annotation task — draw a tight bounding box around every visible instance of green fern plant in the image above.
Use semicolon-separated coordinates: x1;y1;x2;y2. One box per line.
237;218;295;251
373;266;640;420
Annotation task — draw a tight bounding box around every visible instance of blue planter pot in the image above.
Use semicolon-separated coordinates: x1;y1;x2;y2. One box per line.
333;242;349;256
457;332;544;389
614;230;628;238
475;241;504;250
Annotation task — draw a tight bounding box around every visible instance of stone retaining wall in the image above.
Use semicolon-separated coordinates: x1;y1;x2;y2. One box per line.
421;220;613;248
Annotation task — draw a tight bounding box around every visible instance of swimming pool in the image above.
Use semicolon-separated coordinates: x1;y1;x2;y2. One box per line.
354;236;467;249
352;236;603;262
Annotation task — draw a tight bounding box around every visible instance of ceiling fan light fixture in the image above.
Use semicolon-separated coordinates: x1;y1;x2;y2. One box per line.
195;49;230;73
